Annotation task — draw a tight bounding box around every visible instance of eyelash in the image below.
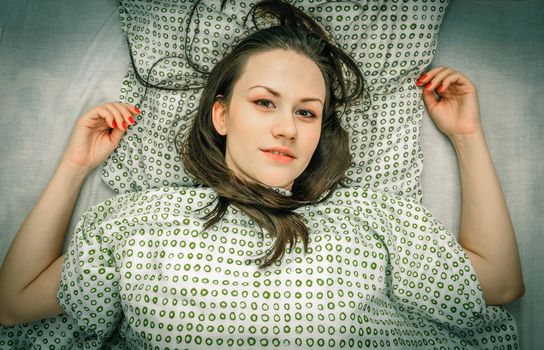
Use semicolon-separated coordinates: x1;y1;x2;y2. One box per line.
256;99;276;110
255;99;316;118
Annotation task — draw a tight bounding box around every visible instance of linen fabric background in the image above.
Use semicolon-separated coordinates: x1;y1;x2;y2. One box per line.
0;0;542;348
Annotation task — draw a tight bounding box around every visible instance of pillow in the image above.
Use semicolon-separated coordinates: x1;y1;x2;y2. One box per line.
102;0;450;204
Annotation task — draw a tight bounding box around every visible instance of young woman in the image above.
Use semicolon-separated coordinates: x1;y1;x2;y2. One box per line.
0;0;524;348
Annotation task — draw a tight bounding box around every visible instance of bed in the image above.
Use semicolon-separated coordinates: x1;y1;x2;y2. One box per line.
0;0;542;348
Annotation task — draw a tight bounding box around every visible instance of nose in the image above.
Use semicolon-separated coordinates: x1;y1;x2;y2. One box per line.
271;110;297;140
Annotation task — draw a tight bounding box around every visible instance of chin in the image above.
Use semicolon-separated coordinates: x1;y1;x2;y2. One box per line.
260;178;294;190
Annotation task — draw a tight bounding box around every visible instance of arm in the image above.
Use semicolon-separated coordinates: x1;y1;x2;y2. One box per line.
451;131;525;305
418;66;525;305
0;161;89;325
0;102;139;326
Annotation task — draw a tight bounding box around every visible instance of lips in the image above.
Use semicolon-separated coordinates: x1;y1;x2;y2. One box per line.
261;147;296;164
261;147;295;158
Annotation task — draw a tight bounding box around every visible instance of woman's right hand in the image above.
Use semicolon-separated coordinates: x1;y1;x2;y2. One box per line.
61;102;140;174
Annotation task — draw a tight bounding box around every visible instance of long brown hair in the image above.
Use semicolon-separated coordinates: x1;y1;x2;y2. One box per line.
176;0;366;269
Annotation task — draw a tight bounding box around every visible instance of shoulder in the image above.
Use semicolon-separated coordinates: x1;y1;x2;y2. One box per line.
304;186;387;210
80;186;219;225
90;186;217;209
300;186;430;229
314;186;422;208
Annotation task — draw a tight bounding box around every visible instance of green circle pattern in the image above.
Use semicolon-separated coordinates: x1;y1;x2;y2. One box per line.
103;0;446;204
1;187;518;348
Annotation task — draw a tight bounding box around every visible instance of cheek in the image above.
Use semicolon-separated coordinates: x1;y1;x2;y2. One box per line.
226;111;260;151
227;103;255;131
297;126;321;164
307;126;322;153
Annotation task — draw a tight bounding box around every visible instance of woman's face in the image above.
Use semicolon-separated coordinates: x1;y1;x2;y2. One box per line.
212;49;325;191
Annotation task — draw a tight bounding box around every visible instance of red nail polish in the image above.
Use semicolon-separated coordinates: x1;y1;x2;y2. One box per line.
134;107;141;114
419;74;427;81
128;116;135;124
438;85;444;92
425;83;433;90
111;121;116;129
122;121;127;129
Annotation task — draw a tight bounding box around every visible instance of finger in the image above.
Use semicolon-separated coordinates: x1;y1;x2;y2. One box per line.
111;102;137;128
422;83;440;109
102;103;127;131
417;66;448;84
120;103;140;126
108;123;126;145
422;67;457;92
92;105;117;129
123;103;141;115
438;72;471;93
434;72;463;94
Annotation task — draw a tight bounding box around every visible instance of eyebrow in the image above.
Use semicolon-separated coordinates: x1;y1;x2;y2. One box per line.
249;85;323;105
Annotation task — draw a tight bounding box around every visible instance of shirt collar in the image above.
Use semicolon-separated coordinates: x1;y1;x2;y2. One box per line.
269;186;293;197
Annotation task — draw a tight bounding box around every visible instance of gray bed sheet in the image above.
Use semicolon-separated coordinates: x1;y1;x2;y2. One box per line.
0;0;541;348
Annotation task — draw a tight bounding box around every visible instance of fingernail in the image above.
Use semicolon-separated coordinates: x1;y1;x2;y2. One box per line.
416;80;424;87
419;74;427;81
122;121;127;129
134;107;141;114
425;83;433;90
438;85;444;93
111;121;116;129
128;116;135;124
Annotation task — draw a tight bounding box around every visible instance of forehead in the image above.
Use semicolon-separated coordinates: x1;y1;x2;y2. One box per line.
234;49;326;99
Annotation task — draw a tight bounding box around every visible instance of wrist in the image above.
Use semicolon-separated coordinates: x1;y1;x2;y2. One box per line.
450;131;490;166
58;158;93;180
449;130;486;149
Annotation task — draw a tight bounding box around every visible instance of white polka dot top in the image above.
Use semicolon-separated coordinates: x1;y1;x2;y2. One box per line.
4;186;519;349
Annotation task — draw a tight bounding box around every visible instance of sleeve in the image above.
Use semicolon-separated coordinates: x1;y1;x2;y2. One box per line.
0;313;123;350
347;188;517;333
56;198;124;347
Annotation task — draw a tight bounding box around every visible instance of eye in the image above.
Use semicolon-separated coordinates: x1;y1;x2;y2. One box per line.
255;99;275;109
297;109;316;118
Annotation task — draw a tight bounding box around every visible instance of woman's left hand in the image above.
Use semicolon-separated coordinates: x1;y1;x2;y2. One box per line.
418;66;484;142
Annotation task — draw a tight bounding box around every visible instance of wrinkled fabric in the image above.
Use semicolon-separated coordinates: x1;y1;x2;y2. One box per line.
1;186;517;349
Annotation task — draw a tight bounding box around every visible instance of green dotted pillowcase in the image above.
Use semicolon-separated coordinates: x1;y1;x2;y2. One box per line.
103;0;450;204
